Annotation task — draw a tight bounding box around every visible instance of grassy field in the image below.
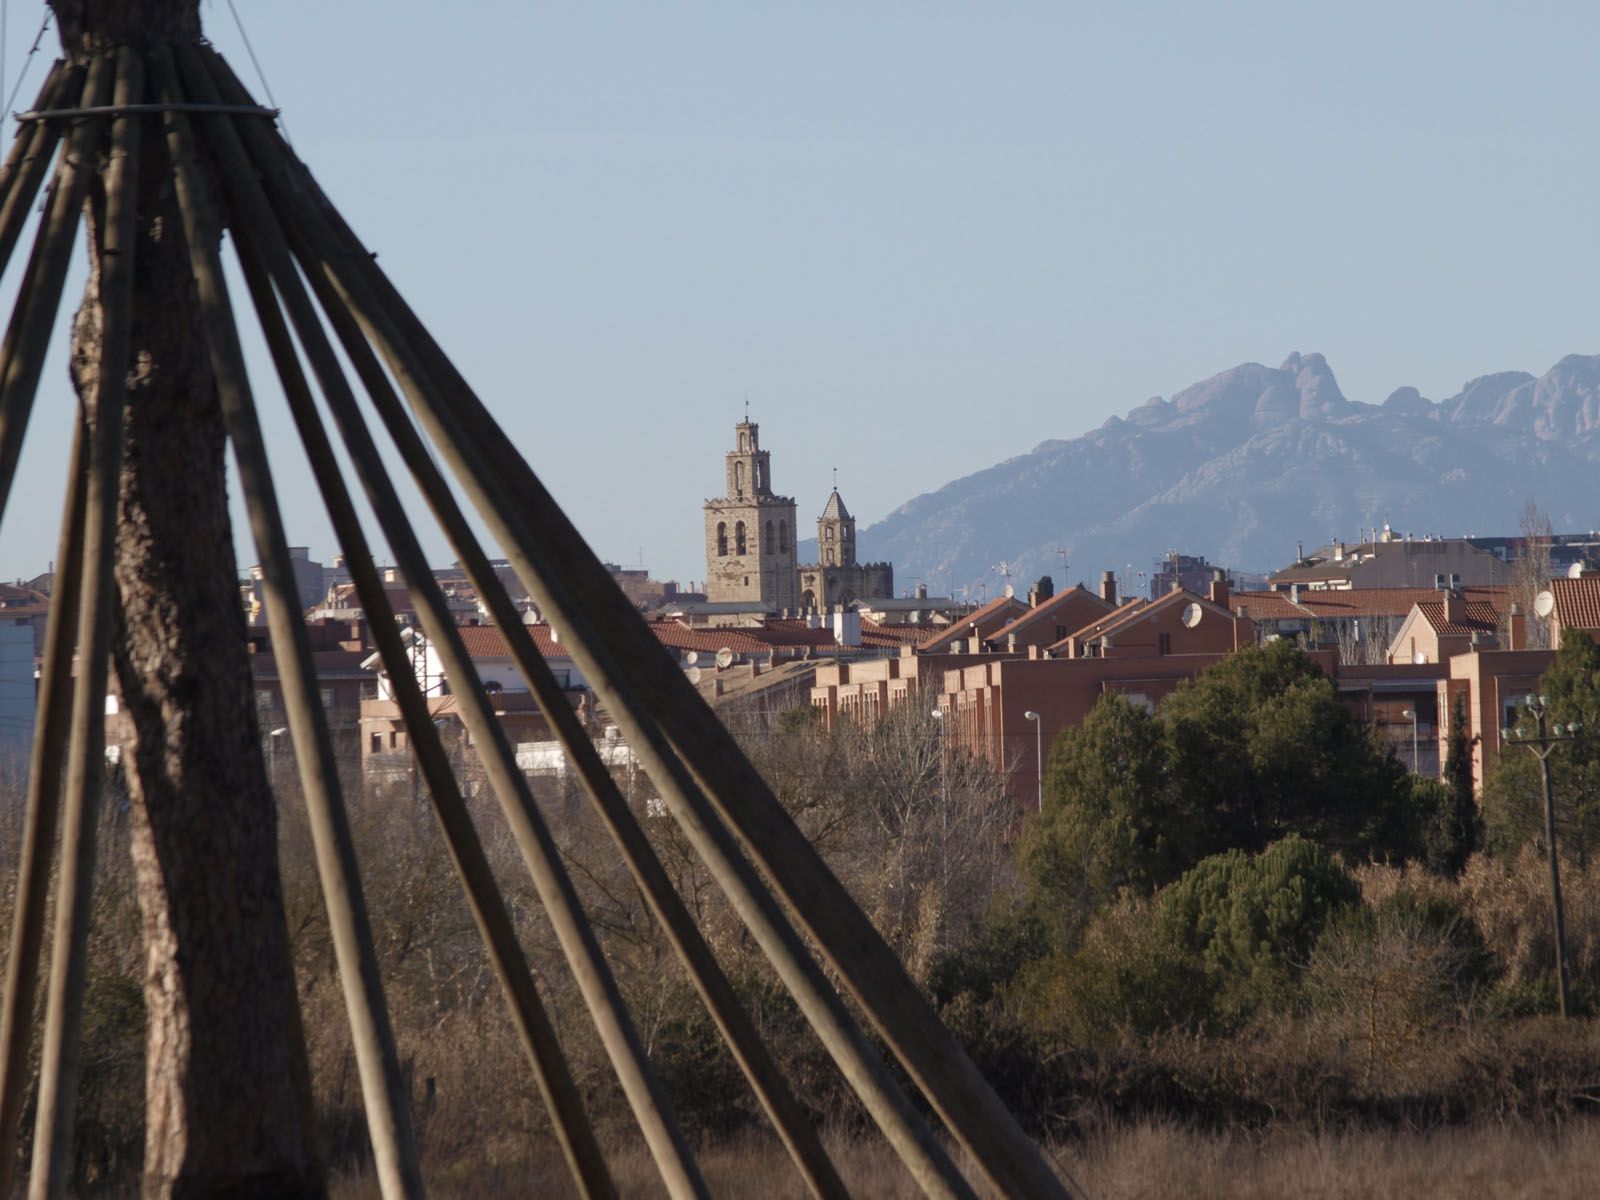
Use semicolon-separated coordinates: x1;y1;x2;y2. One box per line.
326;1118;1600;1198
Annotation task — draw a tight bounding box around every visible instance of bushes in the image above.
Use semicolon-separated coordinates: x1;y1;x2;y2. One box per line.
1159;836;1360;1021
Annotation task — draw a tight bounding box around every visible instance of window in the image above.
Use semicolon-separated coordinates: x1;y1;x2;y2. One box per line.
734;461;745;495
716;522;728;556
735;522;747;555
370;733;382;754
778;521;788;552
320;687;335;709
765;520;775;553
825;549;834;566
1158;632;1171;656
825;526;834;543
389;731;399;749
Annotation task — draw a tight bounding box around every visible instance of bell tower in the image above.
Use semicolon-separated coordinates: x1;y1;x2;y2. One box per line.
817;486;856;568
703;419;799;608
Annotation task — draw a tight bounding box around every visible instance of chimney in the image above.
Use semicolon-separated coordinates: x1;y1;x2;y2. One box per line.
1508;602;1526;651
831;609;861;648
1333;540;1345;561
1169;579;1182;594
1290;583;1300;605
1100;570;1118;605
1443;589;1465;626
1208;568;1230;607
915;581;928;599
1006;632;1017;653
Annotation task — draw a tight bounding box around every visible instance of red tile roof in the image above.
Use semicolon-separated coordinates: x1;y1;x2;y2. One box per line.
1551;576;1600;632
917;595;1028;651
455;623;569;660
1043;596;1148;652
1414;599;1500;636
982;584;1115;646
859;620;926;649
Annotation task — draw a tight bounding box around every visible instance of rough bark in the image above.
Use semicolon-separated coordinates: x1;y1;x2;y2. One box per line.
52;3;319;1195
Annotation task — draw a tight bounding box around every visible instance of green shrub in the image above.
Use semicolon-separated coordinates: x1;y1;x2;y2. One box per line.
1159;836;1360;1020
1016;894;1212;1042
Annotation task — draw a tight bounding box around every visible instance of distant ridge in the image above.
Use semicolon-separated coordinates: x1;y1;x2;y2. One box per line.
812;353;1600;597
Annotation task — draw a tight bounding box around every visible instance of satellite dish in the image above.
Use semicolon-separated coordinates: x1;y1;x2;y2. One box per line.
715;647;735;669
1568;561;1586;579
686;666;702;685
685;650;699;666
1181;602;1203;629
1002;584;1015;599
1535;590;1556;618
1413;650;1427;665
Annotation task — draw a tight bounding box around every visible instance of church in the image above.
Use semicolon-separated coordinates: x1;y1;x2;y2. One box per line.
703;419;893;612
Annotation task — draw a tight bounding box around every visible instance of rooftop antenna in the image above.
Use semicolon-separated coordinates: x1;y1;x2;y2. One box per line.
1056;547;1069;585
832;465;838;490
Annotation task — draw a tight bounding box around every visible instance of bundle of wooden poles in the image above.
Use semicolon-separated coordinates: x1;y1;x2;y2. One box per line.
0;43;1069;1200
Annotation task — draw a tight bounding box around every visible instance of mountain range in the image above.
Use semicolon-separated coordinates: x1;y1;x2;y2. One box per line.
820;352;1600;599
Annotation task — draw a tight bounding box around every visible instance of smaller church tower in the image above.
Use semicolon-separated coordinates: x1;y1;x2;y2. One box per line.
817;488;856;568
798;479;893;611
703;420;799;609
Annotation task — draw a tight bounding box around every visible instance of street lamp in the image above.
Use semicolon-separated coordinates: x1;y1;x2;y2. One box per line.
1401;707;1419;774
1502;693;1582;1019
267;726;289;790
1023;710;1042;813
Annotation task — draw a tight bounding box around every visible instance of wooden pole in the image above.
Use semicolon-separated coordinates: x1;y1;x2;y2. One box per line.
221;159;618;1200
205;98;847;1194
0;58;108;1200
0;61;68;274
203;48;986;1200
178;51;851;1196
0;58;105;528
171;58;704;1196
151;47;425;1200
0;424;86;1200
27;49;140;1198
170;50;846;1194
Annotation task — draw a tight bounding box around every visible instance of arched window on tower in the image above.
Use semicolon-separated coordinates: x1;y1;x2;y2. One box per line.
765;520;775;554
735;522;747;555
716;522;728;556
734;461;745;496
825;548;834;565
778;520;788;552
825;526;834;543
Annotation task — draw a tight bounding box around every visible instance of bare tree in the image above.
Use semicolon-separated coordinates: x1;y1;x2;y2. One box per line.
51;3;318;1194
1511;500;1554;649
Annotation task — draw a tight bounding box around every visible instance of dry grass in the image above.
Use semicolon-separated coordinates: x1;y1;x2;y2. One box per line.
326;1119;1600;1199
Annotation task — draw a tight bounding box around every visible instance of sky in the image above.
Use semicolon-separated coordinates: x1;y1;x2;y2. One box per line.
2;1;1599;587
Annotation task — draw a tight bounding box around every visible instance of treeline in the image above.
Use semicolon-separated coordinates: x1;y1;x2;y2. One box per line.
14;638;1600;1191
926;636;1600;1132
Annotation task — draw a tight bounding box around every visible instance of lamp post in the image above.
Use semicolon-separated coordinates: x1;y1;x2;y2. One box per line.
931;708;949;898
1503;693;1582;1019
266;726;289;791
1402;707;1419;774
1023;710;1042;813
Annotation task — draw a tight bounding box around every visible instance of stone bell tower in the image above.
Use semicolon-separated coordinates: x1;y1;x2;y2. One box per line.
703;419;799;608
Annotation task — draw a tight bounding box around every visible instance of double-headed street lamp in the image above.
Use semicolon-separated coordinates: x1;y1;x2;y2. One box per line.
1503;693;1583;1019
1023;711;1042;813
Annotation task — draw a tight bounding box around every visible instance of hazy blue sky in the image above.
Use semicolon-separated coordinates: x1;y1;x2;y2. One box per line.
2;2;1599;586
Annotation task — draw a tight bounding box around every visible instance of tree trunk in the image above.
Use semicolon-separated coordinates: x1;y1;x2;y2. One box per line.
51;3;319;1195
